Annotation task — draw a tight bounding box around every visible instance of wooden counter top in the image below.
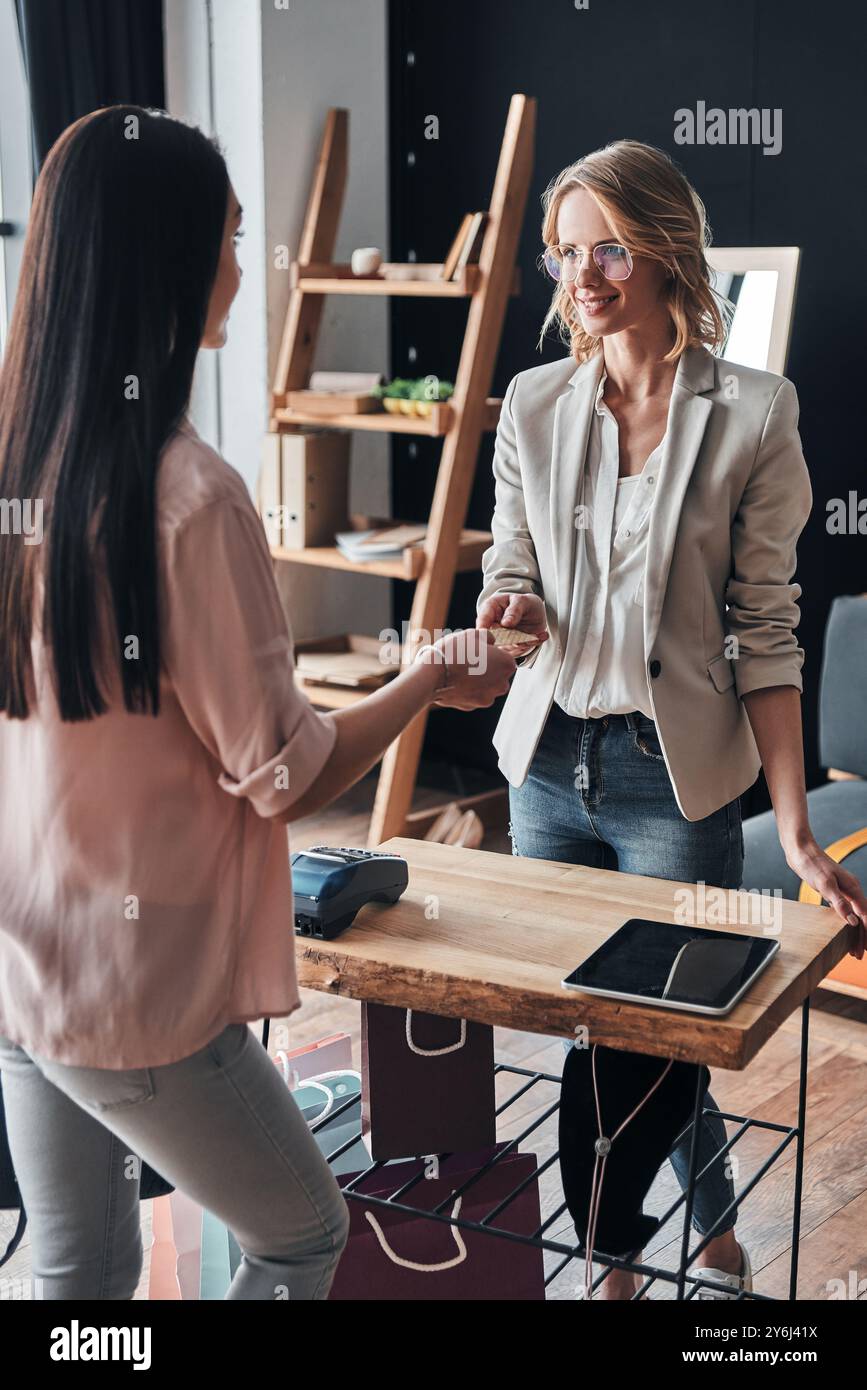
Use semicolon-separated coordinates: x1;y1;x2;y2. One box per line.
296;838;850;1070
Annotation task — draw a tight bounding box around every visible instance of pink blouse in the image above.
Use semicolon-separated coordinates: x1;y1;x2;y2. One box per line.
0;420;338;1068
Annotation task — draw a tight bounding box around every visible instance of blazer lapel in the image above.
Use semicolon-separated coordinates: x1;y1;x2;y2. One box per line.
549;352;605;620
643;345;715;656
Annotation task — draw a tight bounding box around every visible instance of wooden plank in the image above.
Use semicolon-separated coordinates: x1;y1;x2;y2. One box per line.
272;397;503;433
818;976;867;1003
271;529;491;580
287;264;521;298
290;261;447;281
296;838;848;1070
651;1100;867;1286
780;990;867;1062
272;543;423;580
292;270;480;297
369;94;537;845
272;109;349;401
708;1029;840;1116
274;402;454;435
402;786;509;837
759;1189;867;1299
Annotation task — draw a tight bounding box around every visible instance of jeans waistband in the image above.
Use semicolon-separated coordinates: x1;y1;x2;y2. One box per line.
554;706;652;732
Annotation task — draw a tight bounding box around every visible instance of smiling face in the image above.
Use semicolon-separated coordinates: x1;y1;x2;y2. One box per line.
555;185;669;341
201;183;244;349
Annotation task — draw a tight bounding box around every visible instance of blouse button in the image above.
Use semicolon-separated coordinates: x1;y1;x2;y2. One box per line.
624;529;631;538
647;475;655;484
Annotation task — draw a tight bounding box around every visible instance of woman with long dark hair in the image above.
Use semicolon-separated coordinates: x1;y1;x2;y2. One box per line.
0;105;516;1299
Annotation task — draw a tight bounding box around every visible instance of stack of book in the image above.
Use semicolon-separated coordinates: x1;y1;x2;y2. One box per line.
335;523;427;562
287;370;384;417
441;212;488;280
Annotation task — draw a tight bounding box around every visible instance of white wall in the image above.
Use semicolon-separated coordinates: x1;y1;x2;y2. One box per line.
0;0;32;353
261;0;391;639
163;0;221;449
163;0;392;641
164;0;268;481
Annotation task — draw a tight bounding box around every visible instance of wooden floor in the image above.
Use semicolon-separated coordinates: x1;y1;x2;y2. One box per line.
3;769;866;1301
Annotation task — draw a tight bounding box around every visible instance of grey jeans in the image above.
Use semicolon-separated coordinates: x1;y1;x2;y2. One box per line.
0;1021;350;1300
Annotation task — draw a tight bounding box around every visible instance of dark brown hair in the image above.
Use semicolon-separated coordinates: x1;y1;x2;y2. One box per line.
0;105;228;720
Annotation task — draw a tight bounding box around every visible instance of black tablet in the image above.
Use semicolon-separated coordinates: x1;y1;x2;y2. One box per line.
561;918;779;1016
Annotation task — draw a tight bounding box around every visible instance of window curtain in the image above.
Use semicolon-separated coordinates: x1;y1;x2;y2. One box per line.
14;0;165;176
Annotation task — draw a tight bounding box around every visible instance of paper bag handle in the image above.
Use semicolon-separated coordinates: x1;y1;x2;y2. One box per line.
363;1198;467;1271
405;1010;466;1057
296;1070;363;1125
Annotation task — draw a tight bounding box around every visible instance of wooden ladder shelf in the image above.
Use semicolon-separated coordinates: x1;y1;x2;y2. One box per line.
268;94;537;846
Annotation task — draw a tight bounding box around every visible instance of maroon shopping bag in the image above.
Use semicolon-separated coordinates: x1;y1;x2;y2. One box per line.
361;1003;495;1159
328;1145;545;1300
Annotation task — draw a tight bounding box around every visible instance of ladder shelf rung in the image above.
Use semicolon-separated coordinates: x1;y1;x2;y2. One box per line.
289;263;520;298
270;398;503;435
270;530;492;581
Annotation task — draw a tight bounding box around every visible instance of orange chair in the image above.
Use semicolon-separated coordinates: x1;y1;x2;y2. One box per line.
742;595;867;1000
799;828;867;997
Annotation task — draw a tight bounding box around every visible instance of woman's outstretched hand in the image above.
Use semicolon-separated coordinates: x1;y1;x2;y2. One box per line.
476;592;550;657
415;629;517;710
786;839;867;959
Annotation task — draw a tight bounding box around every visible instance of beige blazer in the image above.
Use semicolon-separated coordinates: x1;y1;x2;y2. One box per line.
476;344;813;821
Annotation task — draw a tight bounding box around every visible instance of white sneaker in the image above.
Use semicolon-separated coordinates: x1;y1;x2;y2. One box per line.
693;1243;752;1299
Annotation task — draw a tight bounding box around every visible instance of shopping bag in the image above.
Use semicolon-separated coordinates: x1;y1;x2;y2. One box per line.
361;1003;495;1160
328;1145;545;1300
147;1188;206;1300
148;1195;181;1299
273;1032;353;1089
295;1070;371;1177
171;1190;205;1300
199;1209;243;1300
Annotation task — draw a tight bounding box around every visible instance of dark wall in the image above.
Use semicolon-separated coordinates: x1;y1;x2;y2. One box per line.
387;0;866;812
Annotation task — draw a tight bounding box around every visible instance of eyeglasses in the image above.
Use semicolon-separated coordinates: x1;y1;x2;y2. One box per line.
543;242;634;283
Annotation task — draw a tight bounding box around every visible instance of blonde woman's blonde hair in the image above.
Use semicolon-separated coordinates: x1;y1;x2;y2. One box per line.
538;139;727;363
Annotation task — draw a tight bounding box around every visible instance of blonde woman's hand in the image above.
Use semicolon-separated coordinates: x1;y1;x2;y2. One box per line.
415;628;517;710
786;839;867;959
476;592;550;656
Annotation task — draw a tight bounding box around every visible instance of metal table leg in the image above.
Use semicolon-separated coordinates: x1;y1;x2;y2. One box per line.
789;997;810;1300
676;1065;707;1300
673;997;809;1302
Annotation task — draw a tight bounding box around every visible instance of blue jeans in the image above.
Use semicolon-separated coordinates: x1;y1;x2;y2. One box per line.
0;1022;350;1299
508;700;743;1240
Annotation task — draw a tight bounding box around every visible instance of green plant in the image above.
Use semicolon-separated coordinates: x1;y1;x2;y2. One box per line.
410;378;454;402
371;378;415;400
371;377;455;401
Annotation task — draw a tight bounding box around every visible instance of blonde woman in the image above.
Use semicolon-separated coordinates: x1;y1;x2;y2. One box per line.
476;140;867;1300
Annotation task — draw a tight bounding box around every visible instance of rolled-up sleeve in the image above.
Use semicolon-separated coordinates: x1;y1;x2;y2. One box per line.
476;374;544;614
726;378;813;699
161;496;337;817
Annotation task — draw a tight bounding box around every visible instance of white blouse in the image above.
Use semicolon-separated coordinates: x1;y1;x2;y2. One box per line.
554;371;664;720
